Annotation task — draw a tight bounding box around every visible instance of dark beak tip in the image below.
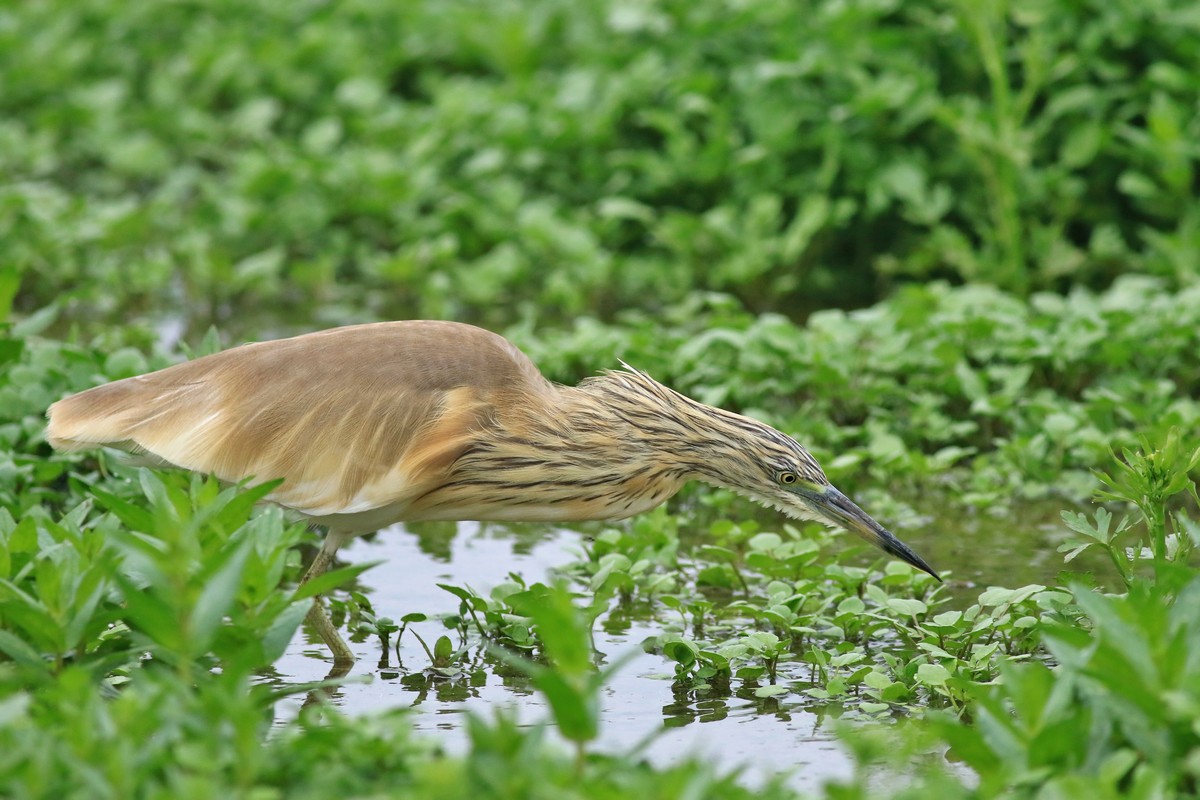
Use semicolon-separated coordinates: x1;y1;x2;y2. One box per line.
908;555;941;583
888;544;941;583
867;546;940;584
818;486;941;583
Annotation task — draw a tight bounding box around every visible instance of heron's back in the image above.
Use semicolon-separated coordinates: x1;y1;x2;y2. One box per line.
47;321;554;526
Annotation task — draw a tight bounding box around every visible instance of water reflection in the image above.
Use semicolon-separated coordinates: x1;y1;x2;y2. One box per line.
264;497;1095;793
662;680;825;729
267;521;860;792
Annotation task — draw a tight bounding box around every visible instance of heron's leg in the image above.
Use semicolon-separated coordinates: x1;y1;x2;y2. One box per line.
300;529;355;667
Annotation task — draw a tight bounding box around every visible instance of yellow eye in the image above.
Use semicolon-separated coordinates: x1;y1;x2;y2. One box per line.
778;471;798;485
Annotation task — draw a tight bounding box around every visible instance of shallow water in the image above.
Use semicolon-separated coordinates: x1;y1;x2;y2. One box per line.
269;503;1104;792
271;523;858;791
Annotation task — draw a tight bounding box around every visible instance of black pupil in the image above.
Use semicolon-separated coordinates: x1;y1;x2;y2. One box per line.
782;474;794;483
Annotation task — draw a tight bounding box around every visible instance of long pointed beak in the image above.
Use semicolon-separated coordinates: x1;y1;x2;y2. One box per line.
812;486;940;581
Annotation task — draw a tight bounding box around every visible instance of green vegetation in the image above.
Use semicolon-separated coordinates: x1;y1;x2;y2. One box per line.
3;0;1200;796
5;0;1200;331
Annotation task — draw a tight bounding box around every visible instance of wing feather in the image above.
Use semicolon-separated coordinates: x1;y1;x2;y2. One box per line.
46;321;552;525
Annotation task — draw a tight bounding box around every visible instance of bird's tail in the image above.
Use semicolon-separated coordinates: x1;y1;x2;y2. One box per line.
46;379;155;454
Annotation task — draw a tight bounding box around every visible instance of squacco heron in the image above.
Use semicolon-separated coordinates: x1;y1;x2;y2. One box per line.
46;320;938;666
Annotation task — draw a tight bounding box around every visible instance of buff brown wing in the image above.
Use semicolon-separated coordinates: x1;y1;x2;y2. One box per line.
46;321;552;525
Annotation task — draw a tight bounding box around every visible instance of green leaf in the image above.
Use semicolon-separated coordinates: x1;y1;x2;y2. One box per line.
863;671;893;690
663;640;697;667
978;585;1045;607
888;598;928;617
931;610;963;627
111;572;182;652
190;536;254;651
532;668;599;744
697;545;738;564
0;580;61;651
90;487;155;533
138;470;180;522
437;583;480;603
831;652;866;668
0;266;23;323
0;337;24;367
954;361;986;402
63;568;109;648
12;304;57;336
260;600;311;664
916;663;951;686
1058;542;1093;562
210;480;282;533
0;629;50;672
524;585;592;677
837;596;866;614
292;562;380;601
747;533;783;552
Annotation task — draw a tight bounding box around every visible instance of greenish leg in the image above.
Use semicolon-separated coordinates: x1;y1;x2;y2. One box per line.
300;529;355;667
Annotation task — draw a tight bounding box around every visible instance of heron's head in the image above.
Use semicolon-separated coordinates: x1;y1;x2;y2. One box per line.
747;462;940;580
710;431;936;582
703;420;940;581
688;413;940;581
597;366;940;581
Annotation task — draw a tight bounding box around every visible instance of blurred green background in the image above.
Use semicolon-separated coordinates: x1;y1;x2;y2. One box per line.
5;0;1198;338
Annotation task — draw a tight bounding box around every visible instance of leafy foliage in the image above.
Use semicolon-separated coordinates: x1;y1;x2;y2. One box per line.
823;430;1200;797
4;0;1200;795
5;0;1200;336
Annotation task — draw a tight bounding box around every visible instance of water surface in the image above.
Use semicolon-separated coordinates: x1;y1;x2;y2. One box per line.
270;503;1102;792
